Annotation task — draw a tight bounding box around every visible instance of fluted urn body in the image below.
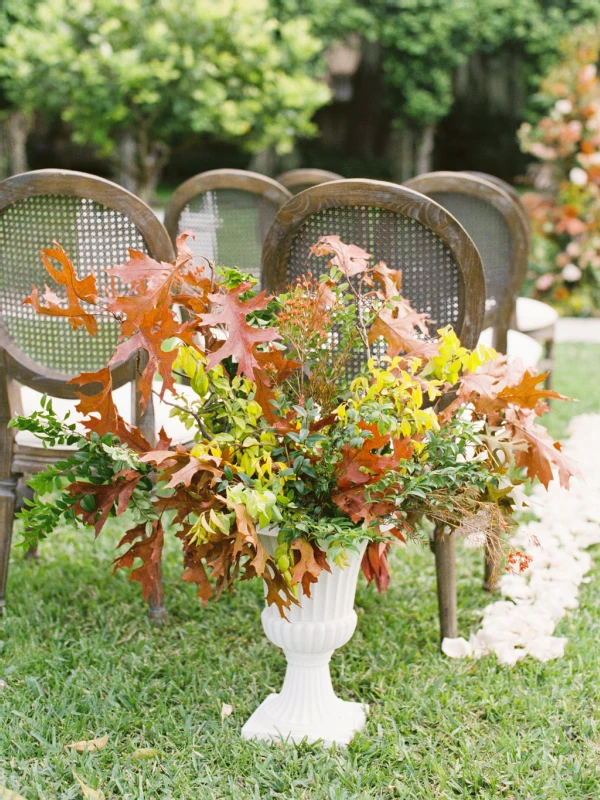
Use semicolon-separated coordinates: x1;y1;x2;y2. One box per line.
241;530;368;746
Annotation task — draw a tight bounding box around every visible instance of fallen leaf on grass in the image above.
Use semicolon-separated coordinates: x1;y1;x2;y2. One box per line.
66;735;108;753
132;747;160;760
74;774;104;800
0;788;27;800
221;703;233;721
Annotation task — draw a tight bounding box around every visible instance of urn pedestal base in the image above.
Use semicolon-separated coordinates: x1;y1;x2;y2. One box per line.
242;693;367;747
241;652;368;746
243;533;369;747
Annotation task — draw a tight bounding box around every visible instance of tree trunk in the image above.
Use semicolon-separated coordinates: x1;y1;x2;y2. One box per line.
416;126;436;176
249;148;277;177
5;110;30;175
346;39;383;160
115;133;138;193
114;130;169;204
137;140;169;205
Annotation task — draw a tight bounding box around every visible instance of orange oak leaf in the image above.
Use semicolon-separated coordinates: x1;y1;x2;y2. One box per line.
114;521;164;604
458;360;569;422
495;370;569;409
24;243;98;335
311;235;372;277
290;537;330;597
180;547;213;604
106;236;203;407
372;261;403;299
200;283;280;379
140;448;222;488
504;407;578;489
368;301;438;361
68;368;151;452
252;344;302;423
335;422;409;490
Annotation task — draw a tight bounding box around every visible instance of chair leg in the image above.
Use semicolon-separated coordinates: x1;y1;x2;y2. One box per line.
0;476;18;617
147;560;168;626
483;538;498;592
432;524;458;642
543;337;554;390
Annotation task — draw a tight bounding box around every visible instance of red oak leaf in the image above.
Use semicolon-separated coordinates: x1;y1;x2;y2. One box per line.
199;283;280;379
70;470;142;536
361;542;390;593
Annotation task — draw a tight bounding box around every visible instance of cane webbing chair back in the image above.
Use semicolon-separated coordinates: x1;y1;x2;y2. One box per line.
164;169;291;284
405;172;529;353
0;169;174;397
276;169;344;196
263;179;485;381
465;171;532;250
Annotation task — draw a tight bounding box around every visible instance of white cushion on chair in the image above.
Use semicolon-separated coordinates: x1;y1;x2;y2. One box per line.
478;328;543;369
14;381;197;449
153;382;198;446
516;297;559;334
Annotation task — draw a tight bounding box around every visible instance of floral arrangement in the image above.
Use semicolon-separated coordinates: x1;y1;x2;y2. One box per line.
519;24;600;316
11;234;575;615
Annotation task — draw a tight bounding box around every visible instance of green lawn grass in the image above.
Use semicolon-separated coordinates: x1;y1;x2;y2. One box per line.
1;343;600;799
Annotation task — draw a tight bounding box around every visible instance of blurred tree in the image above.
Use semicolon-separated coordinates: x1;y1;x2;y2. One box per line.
0;0;38;177
273;0;600;179
0;0;330;200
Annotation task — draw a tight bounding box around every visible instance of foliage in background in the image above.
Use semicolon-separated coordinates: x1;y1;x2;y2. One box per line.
519;23;600;316
2;0;600;185
9;235;572;615
0;0;330;199
273;0;600;177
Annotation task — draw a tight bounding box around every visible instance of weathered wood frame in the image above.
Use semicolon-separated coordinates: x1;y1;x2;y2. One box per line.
164;168;292;250
406;171;532;606
263;178;485;350
465;171;555;383
0;169;174;620
405;171;529;355
275;169;344;194
261;179;486;643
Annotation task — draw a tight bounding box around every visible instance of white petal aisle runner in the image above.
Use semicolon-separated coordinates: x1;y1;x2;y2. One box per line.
442;413;600;666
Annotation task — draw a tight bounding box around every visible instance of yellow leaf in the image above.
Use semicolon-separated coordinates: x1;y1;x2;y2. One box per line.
74;774;104;800
66;735;108;753
0;788;27;800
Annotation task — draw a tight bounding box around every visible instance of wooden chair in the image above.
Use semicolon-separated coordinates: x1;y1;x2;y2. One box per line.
465;171;558;383
164;169;291;284
0;169;175;620
275;169;344;195
405;172;536;362
406;171;542;596
262;179;486;642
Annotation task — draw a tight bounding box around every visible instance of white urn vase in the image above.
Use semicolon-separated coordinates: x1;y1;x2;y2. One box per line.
242;530;368;747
